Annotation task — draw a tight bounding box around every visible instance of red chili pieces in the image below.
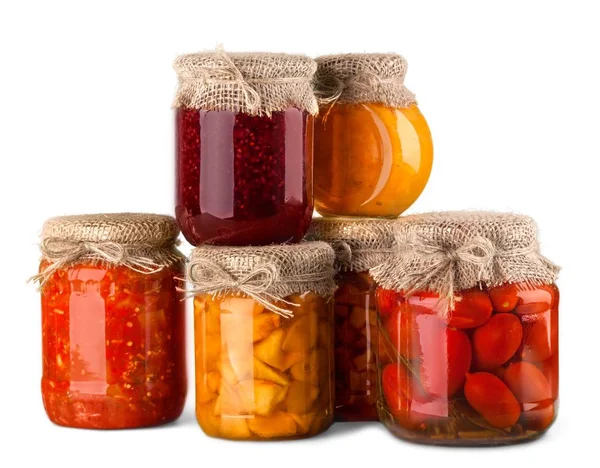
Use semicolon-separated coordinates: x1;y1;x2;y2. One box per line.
41;261;187;429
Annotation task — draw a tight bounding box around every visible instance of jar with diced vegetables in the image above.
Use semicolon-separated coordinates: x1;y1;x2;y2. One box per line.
188;242;336;440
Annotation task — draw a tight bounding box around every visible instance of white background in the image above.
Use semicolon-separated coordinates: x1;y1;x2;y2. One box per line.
1;0;598;466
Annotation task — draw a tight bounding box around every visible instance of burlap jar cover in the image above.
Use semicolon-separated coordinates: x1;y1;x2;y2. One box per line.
173;49;319;116
185;242;336;317
370;212;561;312
314;53;417;108
306;217;396;273
32;213;184;288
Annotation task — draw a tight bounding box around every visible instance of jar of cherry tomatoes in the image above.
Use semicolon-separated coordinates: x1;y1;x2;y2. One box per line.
370;212;560;445
187;242;336;440
34;214;187;429
307;217;395;421
313;54;433;218
173;50;318;246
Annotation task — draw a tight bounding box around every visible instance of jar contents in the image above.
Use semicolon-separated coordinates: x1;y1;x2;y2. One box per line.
194;292;334;440
376;283;558;445
176;108;314;246
334;271;378;421
41;262;187;429
314;103;432;218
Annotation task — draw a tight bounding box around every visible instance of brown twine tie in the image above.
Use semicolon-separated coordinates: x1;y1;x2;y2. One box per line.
184;257;335;318
315;72;405;105
31;238;163;288
402;235;496;312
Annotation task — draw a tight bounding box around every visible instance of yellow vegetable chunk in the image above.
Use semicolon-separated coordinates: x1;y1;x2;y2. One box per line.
254;358;290;386
220;297;264;316
285;381;319;414
282;314;318;353
197;400;220;437
247;411;297;439
290;349;323;383
289;412;316;433
252;312;281;342
254;328;286;369
219;417;251;439
237;380;287;416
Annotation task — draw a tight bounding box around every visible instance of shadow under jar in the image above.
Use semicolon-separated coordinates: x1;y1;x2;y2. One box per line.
376;283;559;445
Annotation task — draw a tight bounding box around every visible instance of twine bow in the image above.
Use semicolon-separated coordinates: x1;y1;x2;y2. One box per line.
184;258;298;317
31;238;163;288
402;235;496;311
315;72;404;105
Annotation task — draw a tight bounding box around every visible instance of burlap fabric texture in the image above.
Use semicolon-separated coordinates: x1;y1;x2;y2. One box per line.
306;217;395;273
173;49;319;116
314;53;417;108
370;212;560;310
32;213;184;288
186;242;336;317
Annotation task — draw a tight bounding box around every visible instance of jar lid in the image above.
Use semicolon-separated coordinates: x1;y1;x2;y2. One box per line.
173;49;319;116
370;212;560;307
306;217;395;272
314;53;416;108
33;213;182;288
42;213;179;246
187;242;336;317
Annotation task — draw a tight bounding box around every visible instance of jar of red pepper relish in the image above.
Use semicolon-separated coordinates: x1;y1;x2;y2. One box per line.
34;214;187;429
173;51;319;246
370;212;560;445
307;217;395;422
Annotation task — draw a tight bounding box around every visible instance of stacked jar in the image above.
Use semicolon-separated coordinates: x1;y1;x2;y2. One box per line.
34;214;187;429
309;54;434;422
370;212;560;445
173;51;337;440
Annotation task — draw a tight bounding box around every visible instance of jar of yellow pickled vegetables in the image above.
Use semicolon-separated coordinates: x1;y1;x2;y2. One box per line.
313;53;433;218
187;242;336;440
370;212;560;446
307;217;395;422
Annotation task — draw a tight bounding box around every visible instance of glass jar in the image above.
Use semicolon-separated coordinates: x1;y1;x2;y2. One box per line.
376;283;559;445
313;54;433;218
194;292;334;440
41;261;187;429
173;51;318;246
334;271;379;421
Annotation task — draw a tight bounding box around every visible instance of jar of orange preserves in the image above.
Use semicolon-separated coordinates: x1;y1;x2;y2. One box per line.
313;53;433;218
187;242;336;440
307;217;395;422
34;214;187;429
370;212;560;445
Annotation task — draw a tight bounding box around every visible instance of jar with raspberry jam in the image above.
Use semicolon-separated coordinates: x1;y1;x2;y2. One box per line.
173;51;319;246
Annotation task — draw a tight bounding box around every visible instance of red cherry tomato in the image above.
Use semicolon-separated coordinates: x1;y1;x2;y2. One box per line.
382;364;439;429
520;400;555;431
503;361;552;403
376;288;399;319
416;315;472;398
488;283;519;312
535;353;559;399
472;313;523;370
464;372;520;429
385;304;420;360
514;283;558;316
448;289;493;329
521;307;557;363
